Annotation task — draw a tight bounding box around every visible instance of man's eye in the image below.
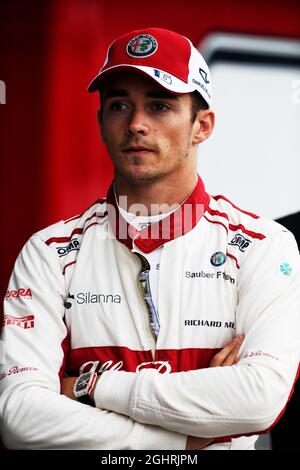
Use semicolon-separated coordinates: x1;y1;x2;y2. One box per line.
152;103;170;112
109;102;127;111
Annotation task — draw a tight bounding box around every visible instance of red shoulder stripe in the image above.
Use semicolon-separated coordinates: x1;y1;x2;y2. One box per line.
213;195;259;219
85;211;108;225
206;207;229;220
203;215;228;234
84;221;102;234
204;216;265;241
46;212;108;245
45;228;84;245
229;223;266;240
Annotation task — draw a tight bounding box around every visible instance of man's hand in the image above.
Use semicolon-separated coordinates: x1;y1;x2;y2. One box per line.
60;376;77;400
186;334;244;450
209;334;244;367
60;334;244;450
61;375;101;400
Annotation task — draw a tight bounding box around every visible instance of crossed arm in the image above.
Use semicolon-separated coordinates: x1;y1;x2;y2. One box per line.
61;335;244;450
2;232;299;449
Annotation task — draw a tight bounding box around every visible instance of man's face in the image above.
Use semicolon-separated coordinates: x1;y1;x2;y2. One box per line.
99;71;200;185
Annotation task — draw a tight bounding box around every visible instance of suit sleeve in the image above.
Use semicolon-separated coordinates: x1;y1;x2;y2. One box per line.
93;231;300;438
0;235;186;449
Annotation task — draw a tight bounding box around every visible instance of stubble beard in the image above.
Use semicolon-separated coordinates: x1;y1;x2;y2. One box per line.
115;160;168;185
114;150;191;185
112;133;192;186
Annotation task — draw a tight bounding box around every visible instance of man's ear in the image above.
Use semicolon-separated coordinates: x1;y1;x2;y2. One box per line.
192;109;215;145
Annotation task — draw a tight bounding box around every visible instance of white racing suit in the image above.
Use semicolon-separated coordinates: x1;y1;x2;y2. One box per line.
1;176;300;450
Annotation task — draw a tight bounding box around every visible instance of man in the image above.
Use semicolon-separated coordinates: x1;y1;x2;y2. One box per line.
1;27;300;450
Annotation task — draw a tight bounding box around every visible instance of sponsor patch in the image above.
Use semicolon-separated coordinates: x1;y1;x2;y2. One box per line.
79;359;171;375
136;361;171;374
185;270;235;284
65;292;122;309
242;350;279;361
80;360;124;375
154;69;172;85
199;67;210;84
184;319;235;329
229;234;252;252
280;262;292;276
210;251;226;267
3;314;35;329
191;78;211;99
5;288;32;300
0;365;39;381
127;34;158;58
56;238;80;257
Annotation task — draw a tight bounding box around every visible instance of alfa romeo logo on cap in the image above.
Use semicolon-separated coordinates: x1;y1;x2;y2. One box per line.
127;34;158;58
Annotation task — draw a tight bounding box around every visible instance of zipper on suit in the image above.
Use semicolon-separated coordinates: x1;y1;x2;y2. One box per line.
134;252;158;355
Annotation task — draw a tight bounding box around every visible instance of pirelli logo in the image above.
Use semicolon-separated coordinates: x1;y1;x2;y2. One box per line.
3;314;35;329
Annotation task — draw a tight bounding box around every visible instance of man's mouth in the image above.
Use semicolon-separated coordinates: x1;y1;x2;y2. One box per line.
122;146;155;155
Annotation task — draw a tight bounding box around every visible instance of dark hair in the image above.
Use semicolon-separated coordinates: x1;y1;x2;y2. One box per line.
98;89;208;122
191;91;209;122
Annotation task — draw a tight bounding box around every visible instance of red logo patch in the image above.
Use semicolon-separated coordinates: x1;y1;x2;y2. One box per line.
3;314;35;329
5;288;32;300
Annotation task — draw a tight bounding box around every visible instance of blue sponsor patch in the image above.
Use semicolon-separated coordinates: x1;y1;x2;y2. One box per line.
154;69;172;85
280;263;292;276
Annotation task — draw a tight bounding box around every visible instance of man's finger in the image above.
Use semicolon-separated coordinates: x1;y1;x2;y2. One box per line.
209;334;244;367
186;436;215;450
222;343;242;366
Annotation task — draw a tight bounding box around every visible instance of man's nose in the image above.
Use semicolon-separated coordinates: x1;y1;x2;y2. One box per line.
127;109;150;135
